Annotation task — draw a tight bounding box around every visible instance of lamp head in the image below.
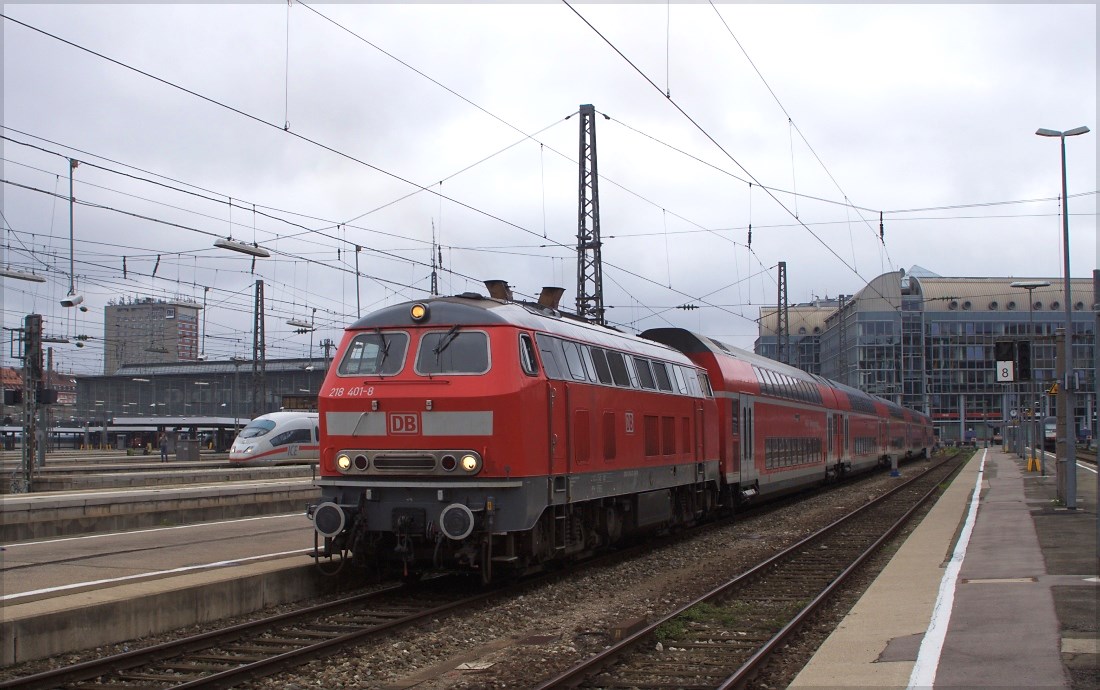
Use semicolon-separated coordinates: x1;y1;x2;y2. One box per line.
60;293;84;308
1010;280;1051;290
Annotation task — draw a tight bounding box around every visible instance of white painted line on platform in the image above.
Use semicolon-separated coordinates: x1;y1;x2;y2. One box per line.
4;513;302;548
1077;461;1097;475
908;449;987;689
0;547;312;603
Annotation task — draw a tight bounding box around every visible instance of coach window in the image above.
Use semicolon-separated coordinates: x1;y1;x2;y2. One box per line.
519;334;539;376
415;330;490;375
606;350;631;386
338;331;409;376
634;357;656;389
761;369;774;396
271;428;311;447
562;340;588;381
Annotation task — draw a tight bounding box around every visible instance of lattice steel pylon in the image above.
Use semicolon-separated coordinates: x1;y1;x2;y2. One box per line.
16;314;42;493
777;261;789;366
575;104;605;325
252;279;266;418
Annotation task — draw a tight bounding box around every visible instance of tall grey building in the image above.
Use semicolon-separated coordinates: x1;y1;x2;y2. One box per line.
757;268;1095;443
103;298;202;374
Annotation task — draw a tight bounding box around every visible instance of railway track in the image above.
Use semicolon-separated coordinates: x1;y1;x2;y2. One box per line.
0;579;498;690
535;450;966;690
1077;448;1096;466
0;453;952;688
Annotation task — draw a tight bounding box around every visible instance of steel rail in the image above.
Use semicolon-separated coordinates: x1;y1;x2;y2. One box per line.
0;582;409;689
535;450;964;689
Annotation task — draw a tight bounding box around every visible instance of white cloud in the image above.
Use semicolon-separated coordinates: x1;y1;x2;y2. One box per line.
2;3;1095;373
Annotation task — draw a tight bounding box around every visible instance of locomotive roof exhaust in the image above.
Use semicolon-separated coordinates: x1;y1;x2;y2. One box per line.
538;286;565;310
484;280;513;301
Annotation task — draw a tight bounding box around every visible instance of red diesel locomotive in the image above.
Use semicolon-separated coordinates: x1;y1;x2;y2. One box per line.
309;285;932;582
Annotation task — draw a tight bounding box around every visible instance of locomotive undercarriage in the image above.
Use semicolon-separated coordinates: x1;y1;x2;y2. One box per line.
313;480;720;583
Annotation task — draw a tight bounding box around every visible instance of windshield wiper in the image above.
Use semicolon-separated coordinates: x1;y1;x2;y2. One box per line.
376;328;391;364
433;325;461;357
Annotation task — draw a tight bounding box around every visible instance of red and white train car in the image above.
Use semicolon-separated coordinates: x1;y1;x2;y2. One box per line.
309;288;932;581
643;329;932;503
310;290;721;581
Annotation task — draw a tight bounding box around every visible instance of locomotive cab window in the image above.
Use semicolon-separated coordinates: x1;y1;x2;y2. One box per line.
634;357;656;389
589;348;614;384
415;329;490;375
338;331;409;377
606;350;631;386
238;418;276;438
562;340;588;381
652;361;673;391
519;333;539;376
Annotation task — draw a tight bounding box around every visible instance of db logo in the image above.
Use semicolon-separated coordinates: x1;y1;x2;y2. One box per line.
388;413;420;435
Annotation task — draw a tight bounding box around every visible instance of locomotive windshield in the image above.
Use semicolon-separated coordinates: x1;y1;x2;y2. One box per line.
415;329;490;375
338;331;408;376
238;419;276;438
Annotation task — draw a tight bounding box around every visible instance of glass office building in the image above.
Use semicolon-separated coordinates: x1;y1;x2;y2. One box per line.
757;268;1095;443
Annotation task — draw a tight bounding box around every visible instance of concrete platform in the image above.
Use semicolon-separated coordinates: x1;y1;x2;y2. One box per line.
1;480;320;542
0;514;354;666
791;447;1098;688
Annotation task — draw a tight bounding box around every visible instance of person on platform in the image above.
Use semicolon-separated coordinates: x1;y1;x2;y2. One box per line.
159;434;169;462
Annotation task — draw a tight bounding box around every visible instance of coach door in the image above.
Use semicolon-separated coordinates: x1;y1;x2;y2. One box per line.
843;415;850;459
827;413;836;465
740;398;756;484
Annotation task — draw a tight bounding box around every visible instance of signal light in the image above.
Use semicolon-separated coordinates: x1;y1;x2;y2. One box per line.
1017;341;1032;381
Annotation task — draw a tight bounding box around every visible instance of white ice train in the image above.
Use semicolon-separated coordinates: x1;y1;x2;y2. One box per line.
228;410;320;464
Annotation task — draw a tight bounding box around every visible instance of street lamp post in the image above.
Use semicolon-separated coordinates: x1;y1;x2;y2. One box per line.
1036;125;1089;509
1012;280;1051;475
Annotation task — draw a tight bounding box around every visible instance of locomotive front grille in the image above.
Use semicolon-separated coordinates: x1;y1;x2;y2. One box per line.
335;448;482;475
373;454;437;471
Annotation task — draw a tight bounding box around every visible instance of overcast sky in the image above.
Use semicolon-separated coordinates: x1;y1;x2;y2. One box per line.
2;3;1096;375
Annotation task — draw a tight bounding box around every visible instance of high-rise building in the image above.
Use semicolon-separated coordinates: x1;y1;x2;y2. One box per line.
103;298;202;374
756;268;1095;442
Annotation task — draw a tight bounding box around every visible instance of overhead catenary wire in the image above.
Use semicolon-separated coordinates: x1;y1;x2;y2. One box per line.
560;1;926;315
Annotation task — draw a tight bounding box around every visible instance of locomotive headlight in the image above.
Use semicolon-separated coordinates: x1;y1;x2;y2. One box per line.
241;445;254;454
410;303;429;322
460;454;479;472
336;453;352;471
